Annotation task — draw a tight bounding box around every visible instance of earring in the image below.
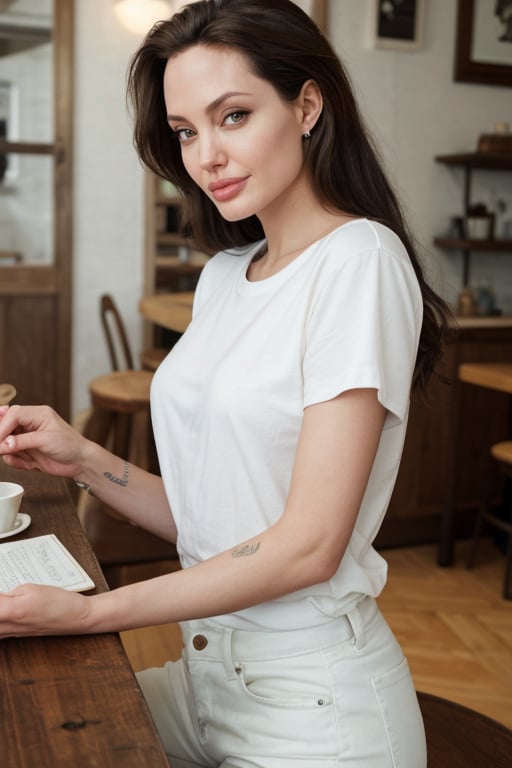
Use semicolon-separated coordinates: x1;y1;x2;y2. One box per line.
303;131;312;140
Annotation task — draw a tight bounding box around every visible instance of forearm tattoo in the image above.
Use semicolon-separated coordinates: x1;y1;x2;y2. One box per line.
103;460;130;488
232;542;261;558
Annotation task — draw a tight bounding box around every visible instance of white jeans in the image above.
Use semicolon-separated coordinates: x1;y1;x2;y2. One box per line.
137;597;426;767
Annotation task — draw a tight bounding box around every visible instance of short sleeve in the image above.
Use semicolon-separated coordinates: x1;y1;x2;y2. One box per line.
303;247;422;427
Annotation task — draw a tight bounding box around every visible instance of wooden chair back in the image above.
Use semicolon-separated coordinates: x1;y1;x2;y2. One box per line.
100;294;134;371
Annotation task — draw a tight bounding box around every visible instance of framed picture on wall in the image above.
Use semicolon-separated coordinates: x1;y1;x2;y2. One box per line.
292;0;327;31
371;0;425;51
455;0;512;86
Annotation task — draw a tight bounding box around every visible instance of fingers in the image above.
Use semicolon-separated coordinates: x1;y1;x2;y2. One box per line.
0;429;47;458
1;452;39;471
0;405;54;453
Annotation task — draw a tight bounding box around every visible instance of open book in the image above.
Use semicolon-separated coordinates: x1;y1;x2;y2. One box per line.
0;534;95;593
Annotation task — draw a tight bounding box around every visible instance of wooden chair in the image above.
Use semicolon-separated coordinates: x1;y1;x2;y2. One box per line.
467;440;512;599
100;294;168;373
417;691;512;767
78;295;178;587
85;294;156;467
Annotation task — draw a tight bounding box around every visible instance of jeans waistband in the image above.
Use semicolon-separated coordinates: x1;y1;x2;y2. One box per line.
181;596;378;662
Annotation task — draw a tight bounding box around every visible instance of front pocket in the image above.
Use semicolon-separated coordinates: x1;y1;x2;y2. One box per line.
232;658;339;759
372;657;427;768
235;659;331;710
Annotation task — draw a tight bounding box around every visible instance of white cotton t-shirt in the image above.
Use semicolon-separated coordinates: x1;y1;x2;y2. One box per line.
151;218;423;630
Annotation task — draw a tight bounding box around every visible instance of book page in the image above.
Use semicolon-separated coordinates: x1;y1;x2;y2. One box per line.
0;534;95;593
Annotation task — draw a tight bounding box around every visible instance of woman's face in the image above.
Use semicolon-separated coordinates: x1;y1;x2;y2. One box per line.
163;45;310;223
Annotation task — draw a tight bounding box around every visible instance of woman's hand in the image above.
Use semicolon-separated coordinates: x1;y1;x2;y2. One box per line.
0;583;91;638
0;404;89;479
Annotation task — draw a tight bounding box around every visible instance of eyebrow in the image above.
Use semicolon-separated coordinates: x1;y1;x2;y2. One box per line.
167;91;252;122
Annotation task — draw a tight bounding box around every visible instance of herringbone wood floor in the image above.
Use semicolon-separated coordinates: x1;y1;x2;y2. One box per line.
121;537;512;729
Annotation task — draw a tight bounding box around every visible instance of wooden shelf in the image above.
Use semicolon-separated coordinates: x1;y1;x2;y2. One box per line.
154;254;207;272
435;152;512;170
434;151;512;287
434;238;512;252
144;174;210;310
156;232;187;247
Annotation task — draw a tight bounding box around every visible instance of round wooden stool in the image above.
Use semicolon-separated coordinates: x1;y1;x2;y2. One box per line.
84;370;154;462
418;691;512;767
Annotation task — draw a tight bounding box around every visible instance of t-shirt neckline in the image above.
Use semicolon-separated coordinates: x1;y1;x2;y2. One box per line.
237;218;364;295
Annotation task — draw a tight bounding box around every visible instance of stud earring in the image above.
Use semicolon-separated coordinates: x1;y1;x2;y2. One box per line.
303;131;312;139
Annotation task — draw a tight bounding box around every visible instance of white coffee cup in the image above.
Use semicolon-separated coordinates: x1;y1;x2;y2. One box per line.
0;482;24;533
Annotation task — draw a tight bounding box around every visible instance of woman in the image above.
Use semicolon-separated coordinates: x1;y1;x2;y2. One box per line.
0;1;451;765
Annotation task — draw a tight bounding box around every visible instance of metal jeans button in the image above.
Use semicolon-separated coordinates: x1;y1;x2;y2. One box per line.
192;634;208;651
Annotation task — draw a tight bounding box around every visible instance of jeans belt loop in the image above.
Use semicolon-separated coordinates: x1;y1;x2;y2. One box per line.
223;628;238;678
346;603;366;652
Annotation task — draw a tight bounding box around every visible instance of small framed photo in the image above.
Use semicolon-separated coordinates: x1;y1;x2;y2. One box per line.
371;0;425;51
454;0;512;87
292;0;327;32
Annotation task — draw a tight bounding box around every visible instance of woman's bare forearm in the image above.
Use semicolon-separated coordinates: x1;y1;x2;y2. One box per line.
0;405;176;541
75;440;177;542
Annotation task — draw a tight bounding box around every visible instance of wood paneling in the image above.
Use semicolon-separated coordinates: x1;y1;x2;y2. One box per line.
0;295;58;406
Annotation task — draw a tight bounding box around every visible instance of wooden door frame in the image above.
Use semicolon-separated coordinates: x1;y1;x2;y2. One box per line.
0;0;74;419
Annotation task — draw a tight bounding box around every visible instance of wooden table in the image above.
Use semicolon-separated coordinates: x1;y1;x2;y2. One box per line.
458;362;512;394
139;292;194;334
439;362;512;566
0;462;169;767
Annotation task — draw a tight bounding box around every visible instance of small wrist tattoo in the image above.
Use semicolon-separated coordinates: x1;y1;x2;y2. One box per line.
104;460;129;488
232;542;260;558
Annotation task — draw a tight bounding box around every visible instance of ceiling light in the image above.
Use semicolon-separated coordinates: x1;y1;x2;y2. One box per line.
114;0;174;36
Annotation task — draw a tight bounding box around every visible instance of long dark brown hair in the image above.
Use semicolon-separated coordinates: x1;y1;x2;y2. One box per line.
127;0;453;393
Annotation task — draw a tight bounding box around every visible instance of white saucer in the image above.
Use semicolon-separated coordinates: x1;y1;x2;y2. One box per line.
0;513;31;540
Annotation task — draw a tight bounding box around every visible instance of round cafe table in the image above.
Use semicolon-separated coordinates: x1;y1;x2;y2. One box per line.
139;291;194;334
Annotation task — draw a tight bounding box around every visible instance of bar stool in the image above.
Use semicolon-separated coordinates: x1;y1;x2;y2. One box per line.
85;370;154;466
417;691;512;767
91;293;165;464
467;441;512;600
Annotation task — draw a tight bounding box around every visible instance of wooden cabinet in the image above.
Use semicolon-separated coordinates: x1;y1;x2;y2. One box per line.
376;320;512;548
433;152;512;287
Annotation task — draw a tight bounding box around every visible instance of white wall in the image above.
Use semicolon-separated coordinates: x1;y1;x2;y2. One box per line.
72;0;146;413
71;0;512;414
328;0;512;306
